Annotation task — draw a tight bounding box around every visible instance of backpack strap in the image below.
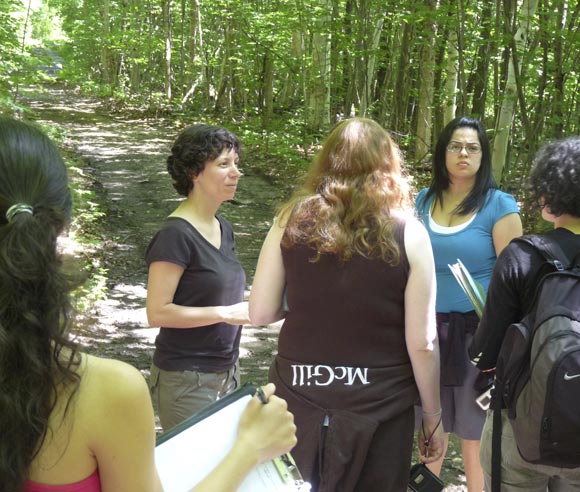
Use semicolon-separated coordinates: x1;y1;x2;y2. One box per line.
572;250;580;268
514;235;570;271
490;386;503;492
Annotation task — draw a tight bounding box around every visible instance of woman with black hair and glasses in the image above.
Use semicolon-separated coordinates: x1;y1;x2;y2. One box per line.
415;116;522;492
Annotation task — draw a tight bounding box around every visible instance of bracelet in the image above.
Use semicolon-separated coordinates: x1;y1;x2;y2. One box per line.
422;408;442;417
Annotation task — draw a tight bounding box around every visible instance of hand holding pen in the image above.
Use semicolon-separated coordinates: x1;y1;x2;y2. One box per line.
237;383;297;465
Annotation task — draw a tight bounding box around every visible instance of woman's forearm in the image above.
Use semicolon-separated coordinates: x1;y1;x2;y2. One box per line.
147;302;249;328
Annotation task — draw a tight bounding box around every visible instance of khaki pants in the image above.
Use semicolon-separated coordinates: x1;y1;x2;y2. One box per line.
481;410;580;492
149;361;240;431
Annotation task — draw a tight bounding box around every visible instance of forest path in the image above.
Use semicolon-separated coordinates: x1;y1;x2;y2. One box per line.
20;86;283;382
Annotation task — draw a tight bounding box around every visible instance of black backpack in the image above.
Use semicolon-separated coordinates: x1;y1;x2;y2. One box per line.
491;235;580;492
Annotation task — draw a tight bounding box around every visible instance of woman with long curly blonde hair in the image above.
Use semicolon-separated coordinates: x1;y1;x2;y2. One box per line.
250;118;444;492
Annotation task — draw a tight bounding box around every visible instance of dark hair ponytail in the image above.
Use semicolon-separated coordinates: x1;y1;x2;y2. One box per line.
0;118;80;491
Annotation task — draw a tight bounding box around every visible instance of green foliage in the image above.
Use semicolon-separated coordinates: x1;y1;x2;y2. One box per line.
33;121;110;306
4;0;580;198
0;0;22;100
68;171;109;310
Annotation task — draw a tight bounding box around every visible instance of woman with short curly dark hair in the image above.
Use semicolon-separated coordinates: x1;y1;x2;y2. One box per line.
0;117;297;492
146;124;250;431
470;136;580;492
166;125;241;197
528;137;580;218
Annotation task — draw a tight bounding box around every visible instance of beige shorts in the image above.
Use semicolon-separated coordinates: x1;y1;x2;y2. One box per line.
480;410;580;492
149;361;240;431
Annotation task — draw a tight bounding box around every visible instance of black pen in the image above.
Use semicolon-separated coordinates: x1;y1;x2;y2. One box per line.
254;386;308;489
255;386;269;404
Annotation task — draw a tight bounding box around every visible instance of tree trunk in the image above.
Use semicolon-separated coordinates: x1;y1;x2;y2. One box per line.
360;15;385;116
491;0;539;182
163;0;172;100
390;21;414;132
469;1;493;119
415;0;437;163
100;0;111;86
306;0;331;133
278;31;302;109
443;25;458;125
214;21;233;115
128;0;142;93
551;0;565;138
261;53;274;128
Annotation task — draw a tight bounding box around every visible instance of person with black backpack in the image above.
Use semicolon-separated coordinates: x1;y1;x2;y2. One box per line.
468;136;580;492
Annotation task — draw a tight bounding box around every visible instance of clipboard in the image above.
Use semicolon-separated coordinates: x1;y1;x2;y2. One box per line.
155;383;310;492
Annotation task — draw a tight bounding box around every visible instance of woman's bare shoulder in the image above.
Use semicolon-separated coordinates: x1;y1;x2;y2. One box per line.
80;354;150;407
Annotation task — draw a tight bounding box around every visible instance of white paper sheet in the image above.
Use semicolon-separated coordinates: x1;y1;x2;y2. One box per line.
155;394;309;492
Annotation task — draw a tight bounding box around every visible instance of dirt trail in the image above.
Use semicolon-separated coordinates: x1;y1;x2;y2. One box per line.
21;86;283;382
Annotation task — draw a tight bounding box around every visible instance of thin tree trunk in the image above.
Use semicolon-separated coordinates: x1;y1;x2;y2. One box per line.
492;0;539;182
551;0;565;138
163;0;172;100
469;1;493;119
415;0;437;163
214;22;233;115
14;0;32;98
360;15;385;116
101;0;111;86
261;53;274;128
128;0;142;93
306;0;331;133
443;25;458;125
390;21;413;132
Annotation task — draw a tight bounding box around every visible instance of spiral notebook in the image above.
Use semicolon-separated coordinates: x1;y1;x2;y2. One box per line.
155;383;310;492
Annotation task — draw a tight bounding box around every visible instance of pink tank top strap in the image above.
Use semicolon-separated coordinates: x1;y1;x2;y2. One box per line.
24;469;101;492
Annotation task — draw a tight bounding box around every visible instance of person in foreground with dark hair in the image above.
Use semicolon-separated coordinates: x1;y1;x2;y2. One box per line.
469;136;580;491
146;124;250;431
250;118;443;491
0;117;296;492
415;116;523;491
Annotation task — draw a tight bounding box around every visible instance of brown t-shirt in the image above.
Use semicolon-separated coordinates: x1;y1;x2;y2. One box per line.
145;216;245;372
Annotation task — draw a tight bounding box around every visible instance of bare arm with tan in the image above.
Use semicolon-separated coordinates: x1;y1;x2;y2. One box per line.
492;212;522;255
249;218;287;326
146;260;249;328
403;218;444;463
85;357;163;492
84;359;296;492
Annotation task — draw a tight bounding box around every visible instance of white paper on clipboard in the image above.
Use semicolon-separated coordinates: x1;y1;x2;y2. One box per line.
155;385;310;492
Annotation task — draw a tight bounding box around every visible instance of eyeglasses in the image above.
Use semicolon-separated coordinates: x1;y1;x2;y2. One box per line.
446;143;482;154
